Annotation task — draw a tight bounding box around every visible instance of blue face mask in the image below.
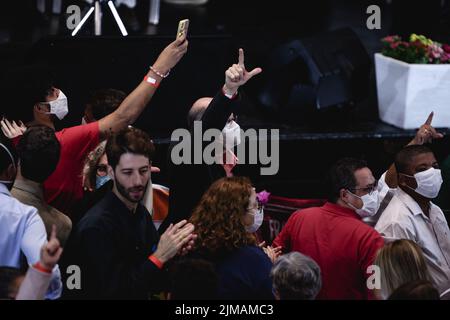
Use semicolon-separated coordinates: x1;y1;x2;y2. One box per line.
96;175;111;189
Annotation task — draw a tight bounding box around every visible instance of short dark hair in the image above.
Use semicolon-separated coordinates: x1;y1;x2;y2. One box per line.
169;258;219;300
327;157;368;202
388;280;440;300
106;127;155;170
87;89;126;121
1;64;55;122
395;145;434;174
16;126;61;183
0;267;24;299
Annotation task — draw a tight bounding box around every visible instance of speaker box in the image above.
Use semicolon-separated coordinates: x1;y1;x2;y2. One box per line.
256;28;371;124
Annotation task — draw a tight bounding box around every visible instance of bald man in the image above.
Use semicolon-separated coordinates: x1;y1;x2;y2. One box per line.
187;97;213;130
159;49;262;234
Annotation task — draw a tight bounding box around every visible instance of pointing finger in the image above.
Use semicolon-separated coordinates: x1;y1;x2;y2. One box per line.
425;112;434;126
247;67;263;79
238;48;244;67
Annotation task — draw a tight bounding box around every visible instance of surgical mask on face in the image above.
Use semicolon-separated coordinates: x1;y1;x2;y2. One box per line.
45;90;68;120
403;167;443;199
0;143;16;188
346;190;380;218
221;120;241;150
96;175;111;190
246;207;264;233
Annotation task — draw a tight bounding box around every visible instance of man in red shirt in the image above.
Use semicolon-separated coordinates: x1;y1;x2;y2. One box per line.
1;36;188;216
273;158;384;299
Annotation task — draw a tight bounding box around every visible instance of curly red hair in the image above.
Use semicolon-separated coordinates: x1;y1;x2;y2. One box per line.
189;176;257;255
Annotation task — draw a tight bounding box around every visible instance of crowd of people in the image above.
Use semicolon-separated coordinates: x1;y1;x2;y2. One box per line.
1;32;450;300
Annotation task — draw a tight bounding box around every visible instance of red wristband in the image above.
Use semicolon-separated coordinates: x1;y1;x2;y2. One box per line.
33;262;52;274
144;75;159;88
148;255;164;269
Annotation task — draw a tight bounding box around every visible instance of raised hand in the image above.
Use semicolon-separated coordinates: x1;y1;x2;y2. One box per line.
1;118;27;139
223;48;262;95
152;37;189;78
39;225;63;271
410;112;444;145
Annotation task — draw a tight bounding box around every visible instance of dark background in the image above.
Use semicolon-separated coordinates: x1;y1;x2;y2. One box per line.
1;0;450;203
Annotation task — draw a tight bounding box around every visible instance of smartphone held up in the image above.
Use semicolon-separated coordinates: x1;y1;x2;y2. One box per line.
176;19;189;41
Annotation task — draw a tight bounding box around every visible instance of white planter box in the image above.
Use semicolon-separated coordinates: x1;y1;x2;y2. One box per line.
375;53;450;129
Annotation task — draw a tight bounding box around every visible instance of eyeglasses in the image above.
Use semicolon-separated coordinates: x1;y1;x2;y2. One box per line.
96;164;108;176
349;180;378;195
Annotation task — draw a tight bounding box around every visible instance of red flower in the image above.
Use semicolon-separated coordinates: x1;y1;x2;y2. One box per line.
443;44;450;53
382;35;401;44
383;36;396;43
441;53;450;62
256;190;271;205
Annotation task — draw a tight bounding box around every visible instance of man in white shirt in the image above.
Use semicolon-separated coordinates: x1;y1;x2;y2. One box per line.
365;112;444;227
0;140;62;299
375;144;450;294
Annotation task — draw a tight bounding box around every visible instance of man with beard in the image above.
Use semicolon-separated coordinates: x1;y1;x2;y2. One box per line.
62;127;196;299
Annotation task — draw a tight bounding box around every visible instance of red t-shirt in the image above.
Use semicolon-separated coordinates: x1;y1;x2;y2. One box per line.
273;202;384;300
43;122;100;216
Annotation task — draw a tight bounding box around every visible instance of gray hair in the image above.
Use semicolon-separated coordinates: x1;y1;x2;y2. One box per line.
270;252;322;300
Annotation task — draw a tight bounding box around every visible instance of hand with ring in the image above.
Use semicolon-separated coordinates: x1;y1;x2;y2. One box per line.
410;112;444;145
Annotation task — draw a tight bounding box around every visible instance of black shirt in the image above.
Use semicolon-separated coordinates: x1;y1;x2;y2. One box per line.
62;191;164;299
159;90;242;234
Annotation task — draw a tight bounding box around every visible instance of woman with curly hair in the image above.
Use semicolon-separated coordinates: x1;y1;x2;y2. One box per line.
82;140;110;193
73;141;111;224
188;176;274;299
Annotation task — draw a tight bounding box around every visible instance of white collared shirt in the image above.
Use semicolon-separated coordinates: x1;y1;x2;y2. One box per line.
375;187;450;294
0;183;62;299
363;172;395;227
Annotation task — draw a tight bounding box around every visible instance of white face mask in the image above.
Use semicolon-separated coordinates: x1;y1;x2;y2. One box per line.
246;207;264;233
403;167;443;199
221;120;241;150
346;190;380;218
45;90;68;120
